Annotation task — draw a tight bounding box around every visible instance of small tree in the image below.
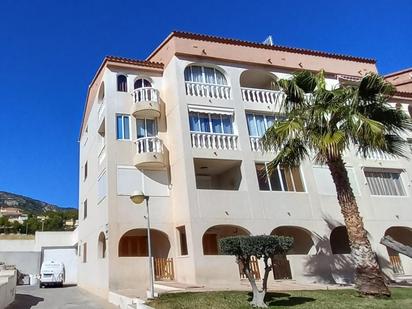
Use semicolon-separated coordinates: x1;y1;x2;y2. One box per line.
220;235;293;308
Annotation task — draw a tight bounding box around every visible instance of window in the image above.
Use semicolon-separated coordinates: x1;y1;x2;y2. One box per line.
136;118;157;138
97;171;107;203
82;243;87;263
117;75;127;92
98;82;105;103
134;78;151;89
98;232;106;259
116;114;131;140
189;112;233;134
84;161;88;181
255;163;305;192
177;226;188;256
246;113;283;137
364;169;406;196
83;200;88;219
184;65;227;85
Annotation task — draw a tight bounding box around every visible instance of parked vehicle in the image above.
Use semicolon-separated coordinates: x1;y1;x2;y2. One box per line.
39;261;65;288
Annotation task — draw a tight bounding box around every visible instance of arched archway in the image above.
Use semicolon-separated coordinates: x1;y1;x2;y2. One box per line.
202;225;250;255
330;226;351;254
408;105;412;118
240;70;278;90
98;232;106;259
118;228;170;257
271;226;314;255
384;226;412;275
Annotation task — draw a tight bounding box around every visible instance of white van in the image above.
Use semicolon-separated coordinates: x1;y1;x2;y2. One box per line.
39;261;65;288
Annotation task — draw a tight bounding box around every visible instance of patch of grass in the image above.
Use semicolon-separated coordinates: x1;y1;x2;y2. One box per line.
148;288;412;309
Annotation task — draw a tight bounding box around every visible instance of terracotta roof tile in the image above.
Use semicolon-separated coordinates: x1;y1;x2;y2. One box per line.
105;56;164;68
169;31;376;64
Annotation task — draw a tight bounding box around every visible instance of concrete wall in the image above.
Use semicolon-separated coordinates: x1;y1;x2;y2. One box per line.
0;252;41;275
0;231;77;279
0;269;16;309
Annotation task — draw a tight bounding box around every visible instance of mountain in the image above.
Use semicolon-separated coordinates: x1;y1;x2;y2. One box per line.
0;191;76;215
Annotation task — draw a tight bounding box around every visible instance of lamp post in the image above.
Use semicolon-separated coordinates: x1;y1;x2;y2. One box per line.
130;191;154;299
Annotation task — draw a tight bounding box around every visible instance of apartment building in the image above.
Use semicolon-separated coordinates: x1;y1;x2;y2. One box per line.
77;31;412;299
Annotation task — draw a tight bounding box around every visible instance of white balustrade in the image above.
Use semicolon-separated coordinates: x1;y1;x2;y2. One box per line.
132;87;159;103
250;137;263;152
359;150;394;161
191;132;238;150
135;137;163;154
249;137;276;152
185;82;231;100
241;87;286;105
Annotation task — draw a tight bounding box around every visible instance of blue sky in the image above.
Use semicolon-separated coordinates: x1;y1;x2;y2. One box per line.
0;0;410;208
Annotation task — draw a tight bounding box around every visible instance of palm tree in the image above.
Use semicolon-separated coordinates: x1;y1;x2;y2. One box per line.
261;70;412;297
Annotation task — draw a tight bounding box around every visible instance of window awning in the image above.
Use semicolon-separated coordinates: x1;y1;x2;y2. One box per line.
188;105;234;115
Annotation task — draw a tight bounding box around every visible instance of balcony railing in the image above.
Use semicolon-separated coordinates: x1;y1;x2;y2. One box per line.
136;136;164;154
241;87;286;105
191;132;238;150
185;82;231;100
358;150;395;161
249;137;275;152
132;87;159;103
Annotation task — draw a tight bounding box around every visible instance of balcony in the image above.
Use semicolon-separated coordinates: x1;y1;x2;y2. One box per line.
131;87;160;118
185;81;231;100
191;132;238;150
358;150;395;161
249;137;276;152
133;137;167;170
241;87;285;105
194;158;242;190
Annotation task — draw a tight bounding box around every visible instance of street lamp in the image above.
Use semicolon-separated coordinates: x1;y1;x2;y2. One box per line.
129;190;155;299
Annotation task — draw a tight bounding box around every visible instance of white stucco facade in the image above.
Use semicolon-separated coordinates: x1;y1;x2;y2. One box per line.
77;32;412;299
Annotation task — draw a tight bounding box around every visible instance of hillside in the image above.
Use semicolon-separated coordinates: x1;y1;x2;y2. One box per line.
0;191;76;215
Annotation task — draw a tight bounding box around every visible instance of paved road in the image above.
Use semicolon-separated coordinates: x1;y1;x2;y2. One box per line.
9;285;117;309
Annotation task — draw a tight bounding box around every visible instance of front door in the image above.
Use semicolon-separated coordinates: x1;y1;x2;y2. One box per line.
272;256;292;280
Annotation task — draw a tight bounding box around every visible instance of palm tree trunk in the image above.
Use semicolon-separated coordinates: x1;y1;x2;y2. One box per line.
327;156;390;297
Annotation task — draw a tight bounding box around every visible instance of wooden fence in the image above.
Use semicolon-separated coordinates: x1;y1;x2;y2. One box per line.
154;257;174;281
389;255;405;275
239;256;261;280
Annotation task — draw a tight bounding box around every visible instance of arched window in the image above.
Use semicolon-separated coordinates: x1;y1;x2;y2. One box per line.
117;75;127;92
98;232;106;259
134;78;152;89
330;226;351;254
184;65;227;85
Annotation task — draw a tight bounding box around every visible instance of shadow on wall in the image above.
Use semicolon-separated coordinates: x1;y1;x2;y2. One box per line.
7;293;44;309
303;217;355;284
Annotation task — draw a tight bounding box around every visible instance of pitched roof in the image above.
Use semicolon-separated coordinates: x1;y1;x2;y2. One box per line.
384;67;412;78
105;56;164;68
147;31;376;64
